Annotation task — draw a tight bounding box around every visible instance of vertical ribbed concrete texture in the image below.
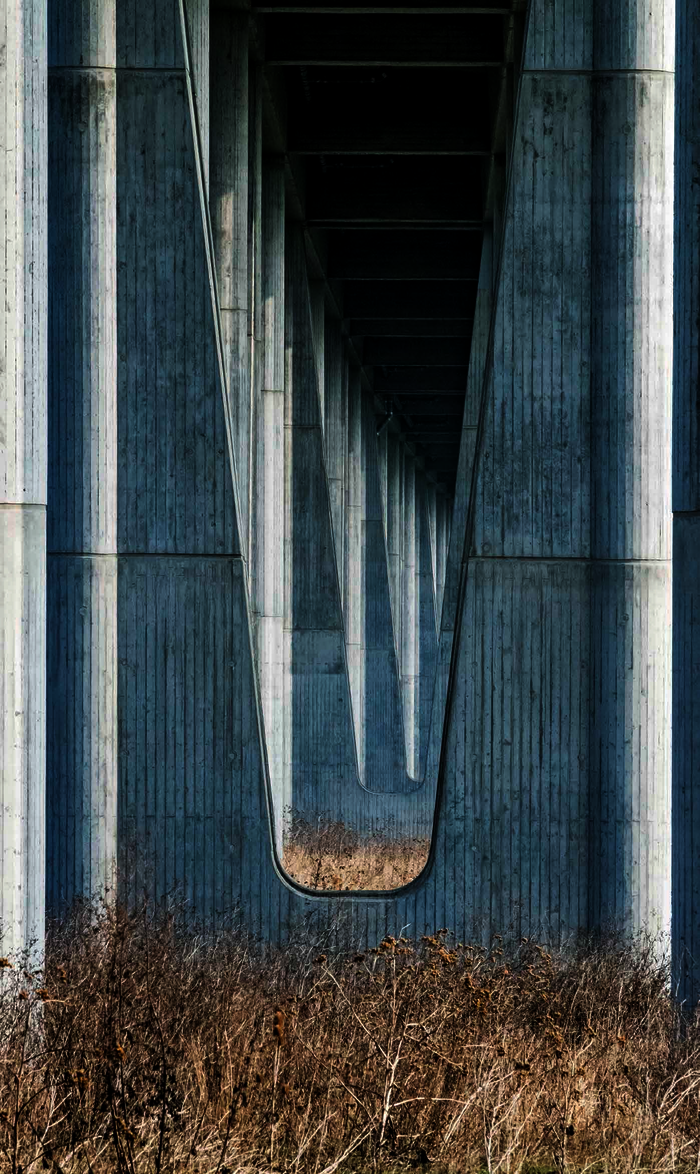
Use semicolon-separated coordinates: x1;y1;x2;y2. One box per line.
1;0;47;956
47;0;118;911
257;156;286;846
589;1;673;937
34;0;676;953
447;0;673;941
674;0;700;1005
210;8;250;549
324;317;348;604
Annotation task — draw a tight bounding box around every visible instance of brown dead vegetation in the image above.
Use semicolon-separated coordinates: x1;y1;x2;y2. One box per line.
1;899;699;1173
282;817;430;891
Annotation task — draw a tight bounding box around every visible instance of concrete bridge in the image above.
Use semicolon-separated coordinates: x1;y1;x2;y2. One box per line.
3;0;700;1001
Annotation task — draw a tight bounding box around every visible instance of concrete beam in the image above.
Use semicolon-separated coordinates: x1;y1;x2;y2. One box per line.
343;281;477;319
263;14;503;64
349;319;473;337
373;367;470;393
305;159;484;224
363;339;471;365
327;230;482;280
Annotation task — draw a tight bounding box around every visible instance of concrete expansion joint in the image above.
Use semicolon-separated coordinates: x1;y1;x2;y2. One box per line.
523;68;674;77
48;65;118;74
105;66;187;76
0;503;46;510
470;555;672;565
58;552;247;561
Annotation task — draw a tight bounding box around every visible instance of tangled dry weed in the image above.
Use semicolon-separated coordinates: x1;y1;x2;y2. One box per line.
282;817;430;890
1;898;700;1174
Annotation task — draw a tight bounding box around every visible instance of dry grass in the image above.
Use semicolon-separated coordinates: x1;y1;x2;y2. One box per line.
2;899;700;1173
282;818;430;891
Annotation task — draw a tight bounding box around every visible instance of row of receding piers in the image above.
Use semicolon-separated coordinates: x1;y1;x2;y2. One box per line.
5;0;700;1008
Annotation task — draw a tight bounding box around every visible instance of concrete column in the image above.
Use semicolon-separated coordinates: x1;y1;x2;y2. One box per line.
247;64;263;568
1;0;47;956
426;479;438;620
432;0;673;943
435;494;448;628
323;317;347;600
401;451;417;777
46;0;118;910
415;473;438;780
361;395;407;790
257;156;286;846
113;0;241;918
376;424;388;535
183;0;209;191
673;0;700;1004
284;226;358;822
209;8;250;543
345;365;365;767
589;1;673;937
309;280;325;430
385;430;403;660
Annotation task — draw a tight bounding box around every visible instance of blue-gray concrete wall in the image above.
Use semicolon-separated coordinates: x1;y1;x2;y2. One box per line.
5;0;677;956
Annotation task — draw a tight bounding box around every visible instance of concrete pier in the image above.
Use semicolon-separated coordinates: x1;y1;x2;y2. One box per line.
47;0;118;911
1;0;47;956
589;1;673;936
210;8;250;548
257;155;286;845
674;0;700;1004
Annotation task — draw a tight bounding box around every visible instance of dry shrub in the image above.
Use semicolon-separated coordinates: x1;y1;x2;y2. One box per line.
282;816;430;890
1;906;700;1173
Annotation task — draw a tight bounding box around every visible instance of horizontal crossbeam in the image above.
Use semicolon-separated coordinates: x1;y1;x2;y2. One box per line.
328;229;482;279
264;14;504;64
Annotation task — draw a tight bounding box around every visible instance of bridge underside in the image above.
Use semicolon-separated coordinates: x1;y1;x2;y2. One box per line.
5;0;700;1002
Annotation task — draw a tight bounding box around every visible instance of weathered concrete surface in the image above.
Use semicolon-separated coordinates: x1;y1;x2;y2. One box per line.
1;0;47;956
210;8;251;551
589;2;673;938
257;156;286;848
47;0;118;911
673;0;700;1006
38;0;675;953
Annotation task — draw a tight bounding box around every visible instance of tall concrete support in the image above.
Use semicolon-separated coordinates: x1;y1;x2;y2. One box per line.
414;473;438;780
47;0;118;909
673;0;700;1005
257;156;286;845
116;0;244;916
426;480;438;613
1;0;47;956
184;0;208;191
324;317;347;602
247;64;263;567
210;8;251;547
385;430;404;655
284;226;357;820
589;2;673;935
45;0;250;920
435;494;448;629
442;0;673;941
345;366;366;767
342;378;406;790
400;452;417;775
309;281;325;432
